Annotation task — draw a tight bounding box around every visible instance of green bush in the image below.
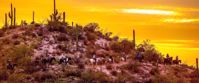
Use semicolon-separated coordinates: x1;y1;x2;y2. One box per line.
106;65;113;70
33;71;57;82
0;29;4;37
0;68;8;80
64;69;81;77
137;40;164;63
110;42;122;53
8;73;31;83
124;62;140;73
150;74;184;83
7;45;33;67
57;33;68;41
86;32;98;41
150;67;160;75
84;23;99;32
81;71;110;82
115;73;134;83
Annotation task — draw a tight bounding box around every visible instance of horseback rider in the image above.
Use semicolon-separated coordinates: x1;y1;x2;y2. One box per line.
7;59;16;70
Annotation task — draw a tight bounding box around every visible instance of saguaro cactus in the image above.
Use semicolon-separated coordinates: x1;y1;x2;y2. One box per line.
31;11;35;24
63;12;65;23
54;0;56;15
75;24;79;51
8;3;16;27
5;13;8;28
9;3;13;26
133;29;136;49
14;8;16;27
72;22;74;27
53;0;56;21
196;58;198;76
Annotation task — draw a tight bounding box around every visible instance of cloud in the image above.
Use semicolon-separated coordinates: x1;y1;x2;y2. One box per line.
163;18;199;23
119;9;179;15
86;7;179;16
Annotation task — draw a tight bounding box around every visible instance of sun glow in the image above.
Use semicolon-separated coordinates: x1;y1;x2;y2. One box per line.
120;9;178;15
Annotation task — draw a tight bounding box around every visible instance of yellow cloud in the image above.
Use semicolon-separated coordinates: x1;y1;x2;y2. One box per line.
163;18;199;23
85;7;179;16
120;9;179;15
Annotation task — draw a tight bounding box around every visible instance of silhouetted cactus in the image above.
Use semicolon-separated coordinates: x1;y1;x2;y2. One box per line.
8;3;13;27
5;13;8;28
196;58;198;76
133;29;136;49
14;8;16;27
63;12;65;23
31;11;35;24
54;0;56;18
75;24;79;51
8;3;16;27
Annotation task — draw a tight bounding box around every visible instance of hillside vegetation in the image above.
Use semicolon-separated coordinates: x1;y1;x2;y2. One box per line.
0;1;198;83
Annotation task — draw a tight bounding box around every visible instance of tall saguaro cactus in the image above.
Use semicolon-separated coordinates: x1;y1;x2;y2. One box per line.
133;29;136;49
32;11;35;24
53;0;56;21
54;0;56;15
8;3;16;27
5;13;8;28
196;58;198;76
9;3;13;26
63;12;66;23
14;8;16;27
75;24;79;51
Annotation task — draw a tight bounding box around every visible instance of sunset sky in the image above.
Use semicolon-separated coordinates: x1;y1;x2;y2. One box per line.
0;0;199;65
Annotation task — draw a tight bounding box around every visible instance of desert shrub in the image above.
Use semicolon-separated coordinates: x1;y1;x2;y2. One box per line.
84;23;99;32
0;68;8;80
150;67;160;75
115;73;134;83
120;39;134;53
57;33;68;41
0;29;4;37
48;14;67;32
86;32;98;41
12;34;19;39
110;42;122;53
124;62;140;73
151;74;178;83
137;40;164;63
191;78;199;83
33;71;57;82
13;40;20;45
78;63;85;69
106;65;113;70
111;70;118;76
64;69;81;77
81;71;111;82
2;38;10;45
8;73;31;83
7;45;33;67
114;56;121;63
112;36;119;41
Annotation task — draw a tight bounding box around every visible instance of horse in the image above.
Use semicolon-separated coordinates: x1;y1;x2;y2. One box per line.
164;57;173;65
173;60;181;64
89;58;96;65
7;62;17;70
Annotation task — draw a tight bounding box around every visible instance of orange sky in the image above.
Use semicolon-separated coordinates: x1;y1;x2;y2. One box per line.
0;0;199;65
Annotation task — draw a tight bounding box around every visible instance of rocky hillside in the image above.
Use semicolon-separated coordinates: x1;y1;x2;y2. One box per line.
0;22;198;83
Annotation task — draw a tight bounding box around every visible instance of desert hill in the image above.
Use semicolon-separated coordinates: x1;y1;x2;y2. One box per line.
0;22;198;83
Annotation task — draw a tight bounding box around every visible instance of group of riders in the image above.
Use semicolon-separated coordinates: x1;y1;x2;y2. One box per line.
6;48;182;70
135;51;181;65
6;52;73;70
